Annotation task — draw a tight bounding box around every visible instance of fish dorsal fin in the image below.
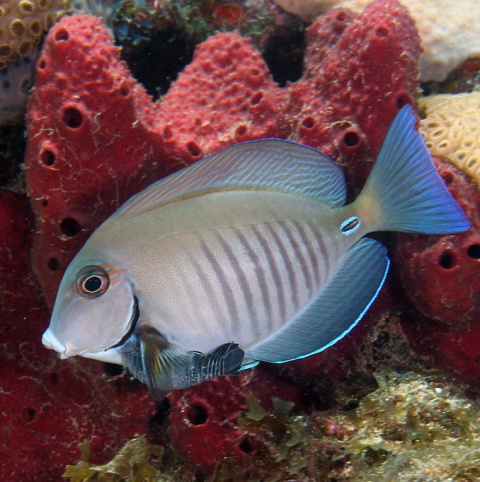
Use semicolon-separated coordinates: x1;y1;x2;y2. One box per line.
246;238;389;364
114;139;347;219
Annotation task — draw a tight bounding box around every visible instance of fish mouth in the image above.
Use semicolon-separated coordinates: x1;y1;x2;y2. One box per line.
107;295;140;350
42;330;61;352
42;330;74;359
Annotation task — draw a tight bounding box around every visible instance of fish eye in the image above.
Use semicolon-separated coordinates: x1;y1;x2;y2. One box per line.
76;266;110;298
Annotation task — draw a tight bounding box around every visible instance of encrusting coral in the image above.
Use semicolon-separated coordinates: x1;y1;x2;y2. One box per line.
341;370;480;480
0;0;71;70
419;92;480;190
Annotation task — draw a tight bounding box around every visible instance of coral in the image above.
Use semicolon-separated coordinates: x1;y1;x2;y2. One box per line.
221;369;480;480
25;0;421;306
274;0;340;21
0;0;71;70
419;92;480;189
63;436;167;481
274;0;480;82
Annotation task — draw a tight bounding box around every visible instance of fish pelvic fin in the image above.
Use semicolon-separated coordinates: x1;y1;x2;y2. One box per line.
124;326;244;400
355;104;470;235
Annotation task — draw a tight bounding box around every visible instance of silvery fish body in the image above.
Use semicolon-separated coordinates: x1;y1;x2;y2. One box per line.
42;106;470;399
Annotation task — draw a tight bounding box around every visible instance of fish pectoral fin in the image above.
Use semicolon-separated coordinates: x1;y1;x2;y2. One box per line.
132;326;245;399
137;326;193;399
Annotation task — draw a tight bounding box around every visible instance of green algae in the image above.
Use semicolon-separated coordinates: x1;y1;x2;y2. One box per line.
214;370;480;480
63;369;480;481
342;370;480;481
63;435;167;481
213;395;313;481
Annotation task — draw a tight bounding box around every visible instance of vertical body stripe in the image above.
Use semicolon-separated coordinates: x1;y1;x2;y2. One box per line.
292;221;320;287
279;221;314;296
214;231;257;326
232;227;273;324
199;239;241;325
305;222;331;284
251;225;287;326
265;223;300;310
188;252;227;331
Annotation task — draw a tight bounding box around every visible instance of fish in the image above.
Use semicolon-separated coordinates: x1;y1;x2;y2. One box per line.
42;105;470;399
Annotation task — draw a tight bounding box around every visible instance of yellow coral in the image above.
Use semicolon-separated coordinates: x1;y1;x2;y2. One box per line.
0;0;71;69
419;92;480;189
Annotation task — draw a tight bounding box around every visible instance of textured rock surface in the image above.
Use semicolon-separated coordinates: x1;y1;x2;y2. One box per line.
394;160;480;384
394;161;479;327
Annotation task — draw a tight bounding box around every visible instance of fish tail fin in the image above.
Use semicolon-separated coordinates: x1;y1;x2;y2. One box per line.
356;105;470;234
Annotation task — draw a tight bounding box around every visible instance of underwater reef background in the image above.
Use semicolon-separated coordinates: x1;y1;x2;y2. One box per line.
1;0;480;479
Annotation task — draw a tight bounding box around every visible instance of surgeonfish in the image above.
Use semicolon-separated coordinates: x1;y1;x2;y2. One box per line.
42;105;470;399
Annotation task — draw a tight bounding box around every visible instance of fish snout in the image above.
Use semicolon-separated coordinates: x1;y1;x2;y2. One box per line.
42;330;74;359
